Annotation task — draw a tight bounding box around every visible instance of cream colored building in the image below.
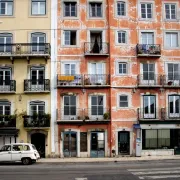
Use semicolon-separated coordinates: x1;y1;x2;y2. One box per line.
0;0;52;158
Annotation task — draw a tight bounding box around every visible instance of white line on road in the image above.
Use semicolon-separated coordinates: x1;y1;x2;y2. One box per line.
128;167;180;172
75;178;88;180
139;175;180;179
132;170;180;175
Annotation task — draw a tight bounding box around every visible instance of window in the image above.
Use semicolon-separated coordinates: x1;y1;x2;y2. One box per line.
80;132;87;152
0;0;13;15
89;2;102;17
0;100;11;121
64;64;76;75
168;63;179;81
91;95;104;115
30;101;45;115
64;96;76;116
64;2;77;17
140;3;153;19
12;145;23;151
169;95;180;118
117;31;126;44
165;4;176;20
30;66;45;85
119;95;128;107
31;33;46;52
0;67;11;86
141;32;154;44
165;32;178;48
142;63;155;81
24;145;30;151
143;95;156;119
118;63;127;75
64;30;77;45
117;1;126;16
31;0;46;15
0;33;12;52
142;129;170;149
1;145;11;151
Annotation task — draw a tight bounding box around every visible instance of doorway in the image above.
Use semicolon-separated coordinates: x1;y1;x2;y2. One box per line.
63;131;77;157
118;131;130;155
90;31;102;53
91;132;105;157
31;133;46;158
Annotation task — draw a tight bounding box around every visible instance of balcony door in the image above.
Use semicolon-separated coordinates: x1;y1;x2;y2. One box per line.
143;95;156;119
90;31;102;53
0;100;11;122
30;66;45;91
169;95;180;118
0;33;12;53
167;63;179;85
141;63;155;85
0;67;11;91
30;101;45;116
141;32;154;44
31;33;46;53
89;63;105;85
64;96;77;120
91;95;104;120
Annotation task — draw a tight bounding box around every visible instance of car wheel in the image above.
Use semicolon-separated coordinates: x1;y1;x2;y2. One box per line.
22;158;31;165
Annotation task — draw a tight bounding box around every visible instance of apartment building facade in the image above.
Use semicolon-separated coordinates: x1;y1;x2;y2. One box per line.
52;0;180;157
0;0;52;158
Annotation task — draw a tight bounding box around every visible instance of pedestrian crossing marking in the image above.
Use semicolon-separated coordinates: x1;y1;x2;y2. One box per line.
132;170;180;175
139;175;180;179
128;167;180;172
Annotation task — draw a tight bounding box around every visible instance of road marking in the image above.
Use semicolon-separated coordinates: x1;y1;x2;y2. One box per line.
139;175;180;179
128;167;180;172
75;178;88;180
132;170;180;175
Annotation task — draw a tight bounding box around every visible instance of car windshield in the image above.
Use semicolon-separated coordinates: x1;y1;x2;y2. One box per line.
32;145;37;150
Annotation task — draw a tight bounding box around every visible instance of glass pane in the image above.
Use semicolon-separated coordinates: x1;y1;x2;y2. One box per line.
31;105;37;115
175;96;179;113
70;96;76;106
38;105;45;115
64;96;69;106
169;96;173;113
70;106;76;115
32;2;38;14
65;64;70;75
98;96;103;105
91;96;97;106
0;106;3;115
98;106;103;115
5;106;10;116
64;106;69;115
40;2;45;14
7;2;13;15
91;106;97;115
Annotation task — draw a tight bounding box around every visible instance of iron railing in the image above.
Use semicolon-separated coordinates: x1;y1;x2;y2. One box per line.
84;74;110;86
57;108;110;121
137;74;163;86
0;115;16;128
161;108;180;120
0;43;51;56
23;115;50;128
138;108;163;120
162;75;180;87
84;42;109;55
0;80;16;92
24;79;50;92
57;75;83;87
136;44;161;56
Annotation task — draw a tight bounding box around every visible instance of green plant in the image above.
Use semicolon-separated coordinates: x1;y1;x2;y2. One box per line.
103;112;110;120
85;116;89;120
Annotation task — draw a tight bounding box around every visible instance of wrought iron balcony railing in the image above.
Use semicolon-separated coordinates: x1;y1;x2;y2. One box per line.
0;115;16;128
136;44;161;57
0;80;16;92
57;75;83;87
84;42;109;55
57;108;110;121
24;79;50;92
161;108;180;120
0;43;50;57
162;75;180;87
137;108;163;120
23;114;50;128
137;74;163;86
84;74;110;86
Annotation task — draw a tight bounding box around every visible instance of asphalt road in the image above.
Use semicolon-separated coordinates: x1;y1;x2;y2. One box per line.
1;159;180;180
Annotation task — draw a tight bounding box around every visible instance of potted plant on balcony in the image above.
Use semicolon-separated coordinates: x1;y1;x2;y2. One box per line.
103;112;110;120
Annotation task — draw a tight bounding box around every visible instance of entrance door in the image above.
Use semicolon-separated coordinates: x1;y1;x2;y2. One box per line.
91;132;105;158
118;131;130;155
31;133;45;158
63;131;77;157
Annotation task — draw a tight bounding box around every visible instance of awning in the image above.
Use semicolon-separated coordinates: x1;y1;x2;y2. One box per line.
0;129;19;136
133;124;141;129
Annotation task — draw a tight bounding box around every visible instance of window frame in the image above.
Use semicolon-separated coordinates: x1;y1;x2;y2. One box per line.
63;1;77;17
29;101;45;116
140;31;155;44
119;95;129;108
117;62;128;75
0;0;13;16
63;95;77;116
164;31;179;49
0;100;11;121
90;95;104;116
88;1;104;19
62;30;78;47
116;1;126;17
168;95;180;118
31;0;46;16
116;30;128;45
140;2;153;19
80;132;87;152
164;3;177;21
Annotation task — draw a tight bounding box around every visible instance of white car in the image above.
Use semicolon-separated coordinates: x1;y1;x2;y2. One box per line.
0;143;40;165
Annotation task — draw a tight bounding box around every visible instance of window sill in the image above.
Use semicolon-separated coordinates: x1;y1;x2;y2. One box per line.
115;15;128;19
115;74;129;77
29;15;48;18
117;107;130;110
115;43;129;46
164;47;180;50
62;16;79;20
87;17;104;20
138;18;155;22
0;15;14;18
61;45;80;48
164;19;179;22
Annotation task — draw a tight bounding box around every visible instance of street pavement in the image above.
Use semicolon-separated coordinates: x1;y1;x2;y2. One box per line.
1;159;180;180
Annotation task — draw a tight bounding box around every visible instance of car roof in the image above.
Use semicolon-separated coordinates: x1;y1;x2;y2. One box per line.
4;143;32;146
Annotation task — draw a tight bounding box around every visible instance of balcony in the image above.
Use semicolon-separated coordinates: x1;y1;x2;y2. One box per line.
0;115;16;128
138;108;162;121
161;108;180;121
137;75;163;87
23;114;50;128
0;43;50;59
84;74;110;87
84;42;109;56
57;108;110;124
24;79;50;93
0;80;16;93
136;44;161;57
57;75;83;88
162;76;180;88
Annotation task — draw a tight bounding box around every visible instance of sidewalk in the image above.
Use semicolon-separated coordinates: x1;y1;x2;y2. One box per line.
39;156;180;163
